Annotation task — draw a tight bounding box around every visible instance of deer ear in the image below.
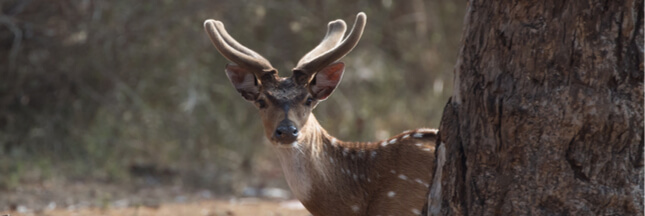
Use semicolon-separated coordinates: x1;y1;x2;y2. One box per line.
310;62;345;100
225;64;260;101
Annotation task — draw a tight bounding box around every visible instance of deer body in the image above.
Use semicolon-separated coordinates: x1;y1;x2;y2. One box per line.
277;116;436;215
204;12;437;215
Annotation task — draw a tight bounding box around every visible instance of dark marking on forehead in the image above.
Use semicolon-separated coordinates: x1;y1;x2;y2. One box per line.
264;79;308;106
282;103;290;116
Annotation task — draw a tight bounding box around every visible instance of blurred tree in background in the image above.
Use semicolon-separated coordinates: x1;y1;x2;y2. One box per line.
0;0;465;194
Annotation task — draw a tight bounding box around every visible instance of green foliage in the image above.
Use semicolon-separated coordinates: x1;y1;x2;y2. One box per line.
0;0;465;191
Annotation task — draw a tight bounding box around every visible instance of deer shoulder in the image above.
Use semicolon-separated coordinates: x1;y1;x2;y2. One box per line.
311;129;438;215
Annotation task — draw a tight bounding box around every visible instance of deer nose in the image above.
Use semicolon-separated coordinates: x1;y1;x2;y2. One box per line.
274;123;299;144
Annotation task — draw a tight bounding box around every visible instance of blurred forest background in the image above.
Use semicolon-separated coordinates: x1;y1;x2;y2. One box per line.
0;0;465;200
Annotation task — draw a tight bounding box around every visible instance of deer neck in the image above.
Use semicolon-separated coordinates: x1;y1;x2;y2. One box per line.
274;115;340;202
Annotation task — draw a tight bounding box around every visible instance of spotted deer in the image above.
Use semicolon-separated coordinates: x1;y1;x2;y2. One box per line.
204;12;438;216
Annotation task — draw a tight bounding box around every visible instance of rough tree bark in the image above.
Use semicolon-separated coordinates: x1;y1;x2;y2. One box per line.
432;0;643;215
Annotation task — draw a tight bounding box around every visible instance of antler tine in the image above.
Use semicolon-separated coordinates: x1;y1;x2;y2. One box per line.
296;19;347;67
212;21;274;71
204;19;274;73
294;12;367;74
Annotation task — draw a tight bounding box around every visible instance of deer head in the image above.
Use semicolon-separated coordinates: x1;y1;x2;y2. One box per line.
204;13;366;146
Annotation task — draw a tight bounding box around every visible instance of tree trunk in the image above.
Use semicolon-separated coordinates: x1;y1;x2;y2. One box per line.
433;0;643;215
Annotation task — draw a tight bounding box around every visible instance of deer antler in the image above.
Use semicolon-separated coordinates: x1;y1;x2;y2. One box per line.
297;19;347;68
294;12;366;76
204;19;275;76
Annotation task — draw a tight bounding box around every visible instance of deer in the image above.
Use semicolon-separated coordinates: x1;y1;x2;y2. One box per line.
204;12;438;216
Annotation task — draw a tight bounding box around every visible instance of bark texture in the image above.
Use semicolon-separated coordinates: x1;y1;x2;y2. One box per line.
437;0;644;215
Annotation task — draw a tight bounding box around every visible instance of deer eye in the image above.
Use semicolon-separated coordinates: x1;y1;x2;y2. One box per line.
256;99;267;109
305;97;314;106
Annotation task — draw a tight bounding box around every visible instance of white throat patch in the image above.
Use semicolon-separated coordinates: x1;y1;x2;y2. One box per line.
276;146;313;201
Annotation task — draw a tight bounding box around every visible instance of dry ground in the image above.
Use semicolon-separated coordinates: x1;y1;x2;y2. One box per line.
2;199;309;216
1;180;309;216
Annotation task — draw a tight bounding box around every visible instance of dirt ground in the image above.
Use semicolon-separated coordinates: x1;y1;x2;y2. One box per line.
2;199;310;216
0;180;310;216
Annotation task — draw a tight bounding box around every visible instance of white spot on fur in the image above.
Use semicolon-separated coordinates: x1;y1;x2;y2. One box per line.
353;174;358;181
423;146;436;152
415;178;424;185
331;138;337;146
388;138;397;144
413;132;423;138
343;148;349;156
390;170;396;174
367;178;371;182
380;141;388;147
415;143;423;147
358;150;365;158
387;191;396;197
411;208;421;214
351;205;359;212
329;157;334;164
398;174;408;180
417;128;438;133
402;134;410;139
371;151;377;159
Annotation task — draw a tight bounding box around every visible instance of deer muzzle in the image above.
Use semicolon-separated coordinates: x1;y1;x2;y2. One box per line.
274;120;299;144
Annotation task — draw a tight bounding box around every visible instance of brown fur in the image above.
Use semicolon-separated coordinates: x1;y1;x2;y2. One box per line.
291;119;437;216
